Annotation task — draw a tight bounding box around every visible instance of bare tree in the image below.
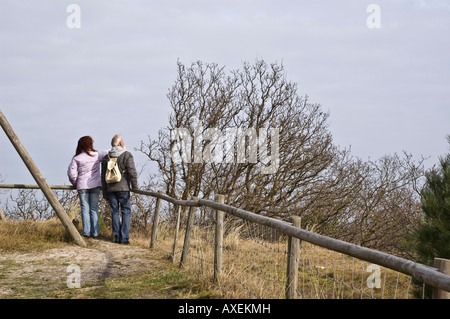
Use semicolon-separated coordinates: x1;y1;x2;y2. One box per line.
130;174;158;233
317;153;425;256
139;59;424;255
4;189;51;220
139;59;345;218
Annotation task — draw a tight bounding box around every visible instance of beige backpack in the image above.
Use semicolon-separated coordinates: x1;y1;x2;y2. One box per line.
105;155;124;184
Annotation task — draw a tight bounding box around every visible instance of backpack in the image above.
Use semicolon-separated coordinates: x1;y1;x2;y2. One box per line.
105;155;125;184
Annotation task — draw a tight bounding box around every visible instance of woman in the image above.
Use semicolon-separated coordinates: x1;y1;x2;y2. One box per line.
67;136;109;239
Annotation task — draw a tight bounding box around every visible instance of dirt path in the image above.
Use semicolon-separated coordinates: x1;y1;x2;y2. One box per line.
0;238;171;298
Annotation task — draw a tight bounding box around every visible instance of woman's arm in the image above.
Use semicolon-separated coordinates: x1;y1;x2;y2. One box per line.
67;158;78;186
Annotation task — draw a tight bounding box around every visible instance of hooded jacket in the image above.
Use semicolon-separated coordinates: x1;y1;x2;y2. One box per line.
101;146;139;193
67;150;109;190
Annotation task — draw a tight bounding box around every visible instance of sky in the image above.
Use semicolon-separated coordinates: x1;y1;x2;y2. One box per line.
0;0;449;189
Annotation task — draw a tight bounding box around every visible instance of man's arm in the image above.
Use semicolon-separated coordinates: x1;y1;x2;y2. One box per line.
125;152;139;189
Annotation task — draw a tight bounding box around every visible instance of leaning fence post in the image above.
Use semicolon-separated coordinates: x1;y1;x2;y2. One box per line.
180;197;198;268
214;194;225;282
286;216;301;299
432;258;450;299
171;204;182;263
149;190;163;249
0;109;86;247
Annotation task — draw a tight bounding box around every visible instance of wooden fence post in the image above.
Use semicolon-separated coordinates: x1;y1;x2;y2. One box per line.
432;258;450;299
180;197;198;268
214;194;225;283
149;190;163;249
286;216;301;299
171;204;182;263
0;109;86;247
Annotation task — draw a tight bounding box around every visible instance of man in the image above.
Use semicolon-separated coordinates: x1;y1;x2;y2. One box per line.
101;134;138;244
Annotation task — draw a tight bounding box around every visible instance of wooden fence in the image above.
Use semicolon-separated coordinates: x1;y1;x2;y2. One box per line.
1;183;450;298
133;188;450;299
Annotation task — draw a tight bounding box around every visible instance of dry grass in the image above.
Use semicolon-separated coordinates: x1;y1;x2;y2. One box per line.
0;217;421;299
0;218;71;252
152;220;420;299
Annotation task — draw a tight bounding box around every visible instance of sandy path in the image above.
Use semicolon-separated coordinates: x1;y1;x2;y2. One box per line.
0;239;166;297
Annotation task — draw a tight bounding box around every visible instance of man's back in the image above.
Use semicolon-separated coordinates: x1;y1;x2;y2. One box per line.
101;149;138;193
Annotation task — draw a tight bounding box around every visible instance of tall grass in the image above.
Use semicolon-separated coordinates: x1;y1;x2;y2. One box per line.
151;219;420;299
0;218;71;252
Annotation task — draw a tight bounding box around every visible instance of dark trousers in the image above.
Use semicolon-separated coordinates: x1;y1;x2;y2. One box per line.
108;191;131;243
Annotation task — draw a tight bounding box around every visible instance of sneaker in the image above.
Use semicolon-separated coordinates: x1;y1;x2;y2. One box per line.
121;241;130;245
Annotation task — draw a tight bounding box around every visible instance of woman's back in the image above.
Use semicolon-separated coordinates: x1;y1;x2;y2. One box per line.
68;150;108;190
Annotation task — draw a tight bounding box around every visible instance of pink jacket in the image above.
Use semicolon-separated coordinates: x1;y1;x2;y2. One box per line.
67;150;109;190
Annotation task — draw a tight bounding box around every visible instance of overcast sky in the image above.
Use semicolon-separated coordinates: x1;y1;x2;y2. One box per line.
1;0;449;188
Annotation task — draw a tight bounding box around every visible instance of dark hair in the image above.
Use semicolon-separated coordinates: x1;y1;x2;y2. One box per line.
75;136;97;157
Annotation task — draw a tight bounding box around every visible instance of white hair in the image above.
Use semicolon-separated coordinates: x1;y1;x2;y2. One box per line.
111;134;123;147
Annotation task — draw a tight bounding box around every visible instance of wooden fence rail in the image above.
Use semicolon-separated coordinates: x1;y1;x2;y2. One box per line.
1;183;450;298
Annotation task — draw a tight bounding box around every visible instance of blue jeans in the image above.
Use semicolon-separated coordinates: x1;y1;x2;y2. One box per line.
108;191;132;243
78;187;101;237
